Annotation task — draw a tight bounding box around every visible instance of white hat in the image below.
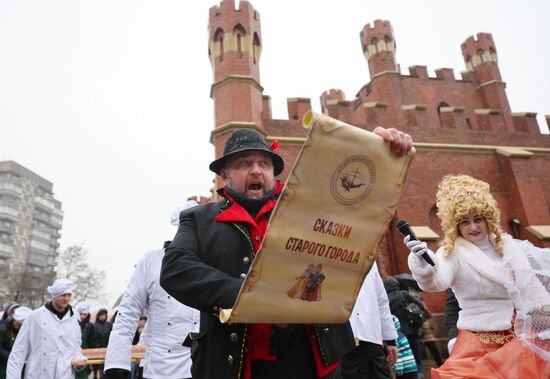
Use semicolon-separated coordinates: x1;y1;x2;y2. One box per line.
13;306;32;322
47;278;75;299
74;302;90;314
170;200;199;226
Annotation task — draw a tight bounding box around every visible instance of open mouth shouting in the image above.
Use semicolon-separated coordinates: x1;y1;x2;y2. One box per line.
222;151;276;199
247;181;264;198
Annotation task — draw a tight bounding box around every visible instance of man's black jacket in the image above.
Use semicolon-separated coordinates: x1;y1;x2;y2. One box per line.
160;199;354;379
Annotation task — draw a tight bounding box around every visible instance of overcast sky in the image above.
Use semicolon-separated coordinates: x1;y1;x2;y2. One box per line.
1;0;548;310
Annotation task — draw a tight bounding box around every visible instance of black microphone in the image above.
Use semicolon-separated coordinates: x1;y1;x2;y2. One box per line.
396;219;435;266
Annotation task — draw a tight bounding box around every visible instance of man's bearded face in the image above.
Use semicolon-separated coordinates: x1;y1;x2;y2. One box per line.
221;151;275;199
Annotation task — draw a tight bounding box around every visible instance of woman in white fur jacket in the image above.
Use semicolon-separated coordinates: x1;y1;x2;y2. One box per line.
405;174;550;379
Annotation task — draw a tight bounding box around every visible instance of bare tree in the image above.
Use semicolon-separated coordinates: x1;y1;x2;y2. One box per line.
7;260;53;308
56;244;105;302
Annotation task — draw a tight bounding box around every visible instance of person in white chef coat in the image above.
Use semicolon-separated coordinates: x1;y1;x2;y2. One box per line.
341;262;399;379
104;201;201;379
7;278;86;379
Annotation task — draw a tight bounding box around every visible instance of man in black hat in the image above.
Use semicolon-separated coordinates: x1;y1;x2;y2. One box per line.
160;127;412;379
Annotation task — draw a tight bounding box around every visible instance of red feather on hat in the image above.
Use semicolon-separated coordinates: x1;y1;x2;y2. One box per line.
270;140;280;153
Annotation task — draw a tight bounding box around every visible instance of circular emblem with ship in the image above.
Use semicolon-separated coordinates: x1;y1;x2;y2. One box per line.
330;155;376;205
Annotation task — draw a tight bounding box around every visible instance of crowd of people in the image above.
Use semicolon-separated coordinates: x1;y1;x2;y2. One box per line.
1;127;549;379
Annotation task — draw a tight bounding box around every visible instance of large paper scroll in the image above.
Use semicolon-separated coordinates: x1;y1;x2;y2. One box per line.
220;111;415;324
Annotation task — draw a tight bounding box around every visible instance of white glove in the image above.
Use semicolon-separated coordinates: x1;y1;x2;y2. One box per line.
447;337;457;354
537;330;550;340
404;235;430;267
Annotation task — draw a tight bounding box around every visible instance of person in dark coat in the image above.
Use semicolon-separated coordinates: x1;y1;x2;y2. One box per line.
444;288;461;354
0;306;30;379
0;303;19;378
160;127;413;379
0;303;19;328
383;276;426;376
94;308;112;348
419;304;443;367
93;308;112;379
75;302;95;379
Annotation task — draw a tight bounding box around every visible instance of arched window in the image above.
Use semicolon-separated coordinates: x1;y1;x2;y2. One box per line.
214;28;224;62
437;102;449;113
489;47;497;62
236;34;242;58
252;32;261;64
233;24;246;58
370;37;379;52
383;35;393;51
437;102;450;127
464;54;473;70
476;48;484;63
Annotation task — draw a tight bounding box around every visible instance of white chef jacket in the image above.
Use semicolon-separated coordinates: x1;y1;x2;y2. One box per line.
104;248;200;378
349;262;398;345
7;305;85;379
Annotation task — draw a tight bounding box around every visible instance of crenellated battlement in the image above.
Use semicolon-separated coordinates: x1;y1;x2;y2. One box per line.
461;33;498;71
208;0;265;145
360;19;394;42
261;95;272;120
321;88;345;103
511;112;540;133
319;89;357;122
287;98;312;121
360;19;397;78
360;20;395;59
208;0;261;40
208;0;262;73
408;66;428;78
462;33;496;55
407;66;462;83
209;0;259;22
435;68;455;81
320;89;347;115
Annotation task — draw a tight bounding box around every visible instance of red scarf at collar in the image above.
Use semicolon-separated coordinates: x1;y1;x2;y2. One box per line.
215;181;283;253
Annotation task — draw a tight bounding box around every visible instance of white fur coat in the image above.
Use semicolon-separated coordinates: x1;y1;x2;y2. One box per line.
408;234;550;332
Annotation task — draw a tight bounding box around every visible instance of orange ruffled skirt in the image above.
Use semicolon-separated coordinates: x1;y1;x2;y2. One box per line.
432;329;550;379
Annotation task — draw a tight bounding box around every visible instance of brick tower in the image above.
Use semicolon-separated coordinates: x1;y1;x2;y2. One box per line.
358;20;403;127
461;33;513;131
360;19;398;76
208;0;264;188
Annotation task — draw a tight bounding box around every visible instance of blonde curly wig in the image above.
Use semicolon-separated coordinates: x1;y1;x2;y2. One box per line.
436;174;503;258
